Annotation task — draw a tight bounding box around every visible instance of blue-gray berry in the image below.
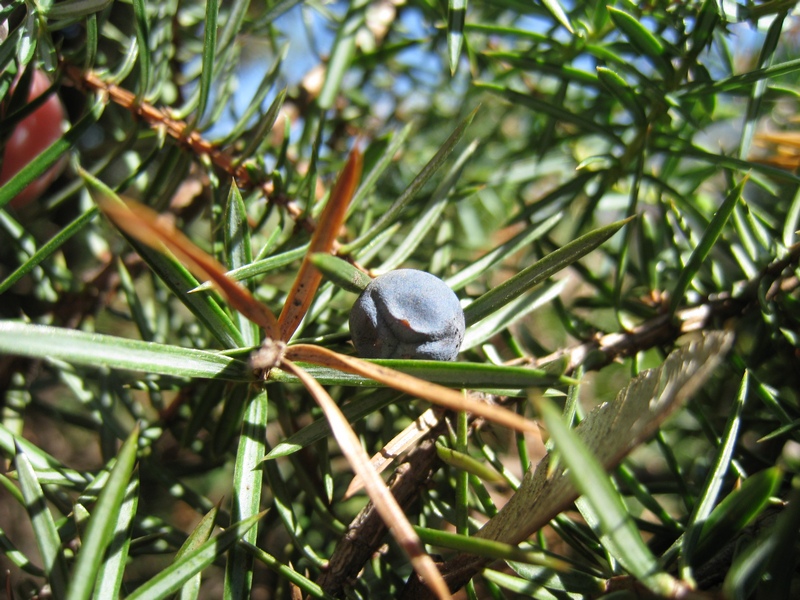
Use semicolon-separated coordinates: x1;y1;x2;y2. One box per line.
349;269;465;361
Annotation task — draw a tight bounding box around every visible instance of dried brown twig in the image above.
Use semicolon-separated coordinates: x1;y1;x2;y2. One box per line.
536;241;800;372
63;64;373;272
62;64;310;222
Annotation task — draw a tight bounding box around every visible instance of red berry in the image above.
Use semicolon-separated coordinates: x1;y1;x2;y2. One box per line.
0;70;67;208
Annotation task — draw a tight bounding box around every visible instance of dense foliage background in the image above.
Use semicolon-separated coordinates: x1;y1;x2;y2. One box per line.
2;0;800;598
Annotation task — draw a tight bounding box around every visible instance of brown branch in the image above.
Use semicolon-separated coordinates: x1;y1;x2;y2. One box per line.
61;64;313;223
62;64;373;270
532;296;735;373
535;240;800;373
315;432;447;598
